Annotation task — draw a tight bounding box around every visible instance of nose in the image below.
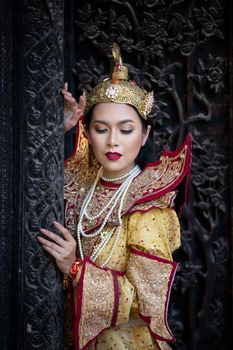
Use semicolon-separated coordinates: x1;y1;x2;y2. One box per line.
107;130;118;147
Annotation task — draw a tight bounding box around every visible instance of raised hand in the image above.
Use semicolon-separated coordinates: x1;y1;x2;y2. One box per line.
38;221;77;275
61;82;86;132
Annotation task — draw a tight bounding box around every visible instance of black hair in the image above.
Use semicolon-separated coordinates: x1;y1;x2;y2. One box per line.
84;105;156;170
134;116;155;169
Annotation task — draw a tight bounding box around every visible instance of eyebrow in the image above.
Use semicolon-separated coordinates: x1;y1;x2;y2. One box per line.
93;119;135;125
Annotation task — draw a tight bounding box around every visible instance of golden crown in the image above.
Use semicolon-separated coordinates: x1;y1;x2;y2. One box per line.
84;43;154;120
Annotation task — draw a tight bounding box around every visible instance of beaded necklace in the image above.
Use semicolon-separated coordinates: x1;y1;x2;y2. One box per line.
77;165;141;267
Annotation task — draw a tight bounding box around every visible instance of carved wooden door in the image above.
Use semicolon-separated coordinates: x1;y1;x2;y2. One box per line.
64;1;232;349
0;0;232;349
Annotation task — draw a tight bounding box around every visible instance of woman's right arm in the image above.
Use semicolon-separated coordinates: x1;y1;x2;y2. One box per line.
61;82;86;132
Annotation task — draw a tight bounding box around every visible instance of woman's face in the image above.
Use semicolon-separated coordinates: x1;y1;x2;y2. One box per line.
87;103;151;179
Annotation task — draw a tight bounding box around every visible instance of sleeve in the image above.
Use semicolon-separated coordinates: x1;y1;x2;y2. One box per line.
126;208;180;343
73;208;180;350
127;207;181;257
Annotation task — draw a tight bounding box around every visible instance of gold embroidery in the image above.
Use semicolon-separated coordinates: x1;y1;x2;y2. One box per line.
84;344;96;350
64;120;100;235
64;120;187;234
64;203;76;236
129;191;177;214
156;340;172;350
73;208;178;349
127;252;174;340
124;149;188;209
81;235;99;258
64;121;99;203
79;262;115;349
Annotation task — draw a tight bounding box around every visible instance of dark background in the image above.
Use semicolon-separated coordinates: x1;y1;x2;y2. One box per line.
0;0;232;349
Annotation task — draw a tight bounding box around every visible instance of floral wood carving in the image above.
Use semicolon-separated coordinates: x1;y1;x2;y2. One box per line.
64;0;231;348
18;0;64;348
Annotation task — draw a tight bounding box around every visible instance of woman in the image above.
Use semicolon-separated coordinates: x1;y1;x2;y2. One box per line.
38;44;191;350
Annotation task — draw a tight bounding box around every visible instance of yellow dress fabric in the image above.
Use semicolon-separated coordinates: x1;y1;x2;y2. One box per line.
81;207;180;350
63;120;191;350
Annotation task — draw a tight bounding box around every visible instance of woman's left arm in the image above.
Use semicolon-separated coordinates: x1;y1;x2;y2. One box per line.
125;207;181;343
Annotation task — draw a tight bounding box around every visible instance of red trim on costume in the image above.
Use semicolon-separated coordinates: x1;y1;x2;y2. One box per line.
73;256;124;350
154;340;162;350
73;255;86;350
99;179;121;188
65;126;192;235
130;248;178;343
83;256;124;276
128;199;177;216
161;133;191;158
111;271;120;327
65;116;85;165
130;248;176;267
132;133;192;207
164;258;178;341
184;136;192;203
80;134;191;234
140;133;191;170
69;284;76;323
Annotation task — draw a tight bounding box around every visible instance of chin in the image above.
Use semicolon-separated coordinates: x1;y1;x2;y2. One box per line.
102;164;124;173
102;162;135;176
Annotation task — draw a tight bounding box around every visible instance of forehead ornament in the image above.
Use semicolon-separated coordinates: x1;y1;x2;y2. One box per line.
105;85;119;99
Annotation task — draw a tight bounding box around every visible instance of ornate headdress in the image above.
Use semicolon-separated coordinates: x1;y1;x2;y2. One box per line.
84;43;154;119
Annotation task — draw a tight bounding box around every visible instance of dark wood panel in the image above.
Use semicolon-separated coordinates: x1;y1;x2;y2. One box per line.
10;0;65;349
0;1;13;349
64;0;232;348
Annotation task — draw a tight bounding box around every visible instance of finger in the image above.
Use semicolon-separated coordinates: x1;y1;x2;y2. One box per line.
61;89;73;98
62;91;73;98
71;108;82;119
61;87;68;93
39;228;66;247
64;98;79;110
41;244;61;260
38;236;63;254
53;221;74;242
78;95;86;111
64;82;68;90
68;110;82;128
64;96;77;106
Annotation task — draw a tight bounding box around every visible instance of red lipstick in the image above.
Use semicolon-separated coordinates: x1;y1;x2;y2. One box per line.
105;152;122;160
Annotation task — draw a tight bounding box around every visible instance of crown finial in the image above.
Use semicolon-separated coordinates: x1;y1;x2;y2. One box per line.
112;43;122;66
111;43;128;83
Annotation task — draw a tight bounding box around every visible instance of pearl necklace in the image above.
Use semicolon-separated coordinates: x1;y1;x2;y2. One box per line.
77;165;141;267
101;166;139;182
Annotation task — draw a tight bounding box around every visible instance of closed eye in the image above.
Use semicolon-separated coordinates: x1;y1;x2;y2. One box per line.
121;129;133;134
96;129;108;133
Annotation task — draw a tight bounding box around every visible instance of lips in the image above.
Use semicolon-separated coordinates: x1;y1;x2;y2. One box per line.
105;152;122;160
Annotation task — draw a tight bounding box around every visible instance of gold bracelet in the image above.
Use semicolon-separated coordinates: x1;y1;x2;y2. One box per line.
72;267;82;287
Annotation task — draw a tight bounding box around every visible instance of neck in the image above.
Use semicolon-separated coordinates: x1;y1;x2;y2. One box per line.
101;165;140;183
102;164;136;180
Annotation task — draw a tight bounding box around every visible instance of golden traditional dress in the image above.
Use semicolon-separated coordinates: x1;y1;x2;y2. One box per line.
64;119;192;350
